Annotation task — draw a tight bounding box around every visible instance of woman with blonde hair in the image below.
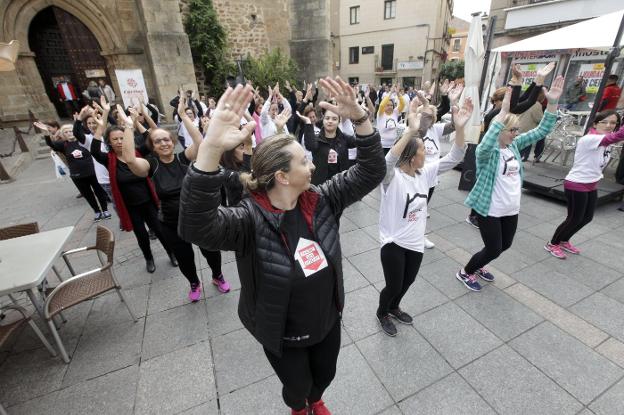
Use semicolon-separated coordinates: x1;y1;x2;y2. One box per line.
456;76;564;292
179;77;385;415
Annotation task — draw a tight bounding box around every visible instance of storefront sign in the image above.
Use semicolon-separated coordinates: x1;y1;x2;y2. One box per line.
398;61;423;70
577;62;621;94
115;69;148;108
85;69;106;78
517;62;548;91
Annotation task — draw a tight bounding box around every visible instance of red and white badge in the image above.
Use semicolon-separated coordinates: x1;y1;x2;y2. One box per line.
328;149;338;164
294;238;328;277
71;149;84;159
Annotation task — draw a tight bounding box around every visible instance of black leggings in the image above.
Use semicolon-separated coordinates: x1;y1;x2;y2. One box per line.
378;243;423;317
71;176;108;213
264;320;341;411
127;202;170;260
465;214;518;274
551;189;597;244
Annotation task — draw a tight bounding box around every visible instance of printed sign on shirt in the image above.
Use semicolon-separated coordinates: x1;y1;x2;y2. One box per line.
294;238;328;278
71;149;84;159
328;149;338;164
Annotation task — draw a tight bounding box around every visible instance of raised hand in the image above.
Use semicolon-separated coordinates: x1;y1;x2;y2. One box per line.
100;95;110;112
284;80;292;92
200;116;210;132
415;90;430;108
116;104;133;128
453;97;474;129
510;64;523;85
495;87;512;122
448;83;464;105
128;107;140;124
318;76;367;121
93;113;106;129
544;75;564;103
439;79;450;95
274;107;292;132
296;111;311;125
177;92;188;119
33;121;51;133
535;62;556;86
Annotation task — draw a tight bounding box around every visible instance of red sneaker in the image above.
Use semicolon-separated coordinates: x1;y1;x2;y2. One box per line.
310;400;331;415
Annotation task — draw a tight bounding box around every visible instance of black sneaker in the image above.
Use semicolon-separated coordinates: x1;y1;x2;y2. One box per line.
465;215;479;229
377;314;398;337
389;308;413;325
148;229;157;240
474;268;495;282
146;259;156;273
168;252;178;267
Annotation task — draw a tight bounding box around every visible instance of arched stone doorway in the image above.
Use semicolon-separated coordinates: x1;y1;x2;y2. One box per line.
28;6;112;118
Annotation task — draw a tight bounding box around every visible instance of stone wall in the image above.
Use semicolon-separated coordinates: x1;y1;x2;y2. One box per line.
290;0;332;83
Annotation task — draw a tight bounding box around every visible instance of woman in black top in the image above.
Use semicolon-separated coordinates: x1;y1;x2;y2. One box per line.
178;79;386;415
90;106;175;273
300;109;357;185
37;122;111;221
122;98;231;300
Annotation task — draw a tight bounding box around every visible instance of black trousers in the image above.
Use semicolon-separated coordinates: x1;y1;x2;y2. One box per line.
551;189;597;244
71;176;108;213
264;320;341;411
378;243;423;316
127;202;170;260
520;138;545;161
465;214;518;274
160;222;200;285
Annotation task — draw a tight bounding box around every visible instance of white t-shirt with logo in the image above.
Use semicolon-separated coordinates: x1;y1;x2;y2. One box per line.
80;134;110;184
423;123;446;164
488;147;521;217
379;143;465;252
376;109;400;148
565;135;612;183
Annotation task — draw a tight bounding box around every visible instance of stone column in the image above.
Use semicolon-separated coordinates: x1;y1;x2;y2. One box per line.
134;0;198;122
289;0;332;83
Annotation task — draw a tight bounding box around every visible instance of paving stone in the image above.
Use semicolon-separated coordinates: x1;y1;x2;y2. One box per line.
338;216;359;234
596;338;624;368
0;347;67;407
434;202;474;222
339;229;379;257
135;341;216;414
342;285;382;341
510;322;622;404
178;400;219;415
423;233;455;252
202;260;241;296
504;230;551;261
342;257;371;293
576;240;624;273
324;344;393;415
399;373;496;415
357;329;452;401
396;277;448;317
142;302;210;360
571;293;624;342
3;390;59;415
219;375;283;414
541;255;621;291
148;275;201;315
376;406;403;415
511;261;594;307
205;289;243;336
459;346;583;415
596;229;624;250
414;302;502;369
427;193;454;209
212;328;273;393
425;209;457;232
420;246;446;265
343;205;379;228
62;318;143;387
489;243;543;275
589;378;624;415
601;277;624;305
114;256;153;289
455;285;543;341
434;223;484;251
87;285;149;327
515;211;544;229
348;249;385;284
54;365;138;415
419;256;472;299
361;223;379;242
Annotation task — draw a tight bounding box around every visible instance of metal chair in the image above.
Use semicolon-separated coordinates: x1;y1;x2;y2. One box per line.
44;225;137;363
0;305;57;357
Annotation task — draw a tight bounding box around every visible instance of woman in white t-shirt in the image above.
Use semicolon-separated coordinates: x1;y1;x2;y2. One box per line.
545;110;624;259
375;98;473;337
376;89;406;154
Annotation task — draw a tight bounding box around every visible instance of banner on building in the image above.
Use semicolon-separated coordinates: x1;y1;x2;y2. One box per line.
517;63;548;91
115;69;148;108
398;61;424;71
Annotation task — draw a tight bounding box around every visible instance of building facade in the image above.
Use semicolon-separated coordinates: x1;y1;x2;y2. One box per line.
331;0;453;88
0;0;331;124
447;17;470;61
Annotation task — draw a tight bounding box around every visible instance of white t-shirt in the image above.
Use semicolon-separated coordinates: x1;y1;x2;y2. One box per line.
177;118;200;148
340;119;357;160
379;143;465;252
423;123;446;165
489;147;521;217
376;109;400;148
80;134;109;184
260;98;290;138
565;135;611;183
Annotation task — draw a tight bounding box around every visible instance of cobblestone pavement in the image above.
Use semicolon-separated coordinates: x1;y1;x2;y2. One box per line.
1;153;624;415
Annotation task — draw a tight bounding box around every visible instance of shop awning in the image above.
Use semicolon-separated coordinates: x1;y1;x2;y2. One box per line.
493;9;624;52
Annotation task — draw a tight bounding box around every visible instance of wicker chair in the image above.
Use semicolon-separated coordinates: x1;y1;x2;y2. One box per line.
44;225;137;363
0;305;57;358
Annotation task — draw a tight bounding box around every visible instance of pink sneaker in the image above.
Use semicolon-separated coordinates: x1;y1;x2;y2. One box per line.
188;283;202;302
212;274;230;293
559;241;580;255
544;242;567;259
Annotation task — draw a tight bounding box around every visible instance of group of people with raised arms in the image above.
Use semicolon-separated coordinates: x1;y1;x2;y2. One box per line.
36;67;623;413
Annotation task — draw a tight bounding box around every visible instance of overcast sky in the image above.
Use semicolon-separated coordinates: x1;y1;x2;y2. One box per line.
453;0;492;21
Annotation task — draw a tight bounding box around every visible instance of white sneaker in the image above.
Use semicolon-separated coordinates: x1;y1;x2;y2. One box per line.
424;236;435;249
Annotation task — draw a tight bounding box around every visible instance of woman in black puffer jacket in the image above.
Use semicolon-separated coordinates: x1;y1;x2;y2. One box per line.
179;78;385;415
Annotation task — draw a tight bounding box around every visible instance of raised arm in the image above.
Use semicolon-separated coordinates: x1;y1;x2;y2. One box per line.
121;116;150;178
515;75;562;150
298;112;319;151
35;122;64;151
436;99;471;174
177;95;203;161
477;88;511;161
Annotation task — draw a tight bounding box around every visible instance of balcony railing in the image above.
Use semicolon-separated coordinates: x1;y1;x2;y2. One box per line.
374;56;398;73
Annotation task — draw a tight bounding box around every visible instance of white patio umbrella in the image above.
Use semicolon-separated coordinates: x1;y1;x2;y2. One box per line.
461;16;485;144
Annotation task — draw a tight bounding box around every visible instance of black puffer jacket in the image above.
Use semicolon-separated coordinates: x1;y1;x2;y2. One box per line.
303;124;357;185
179;131;385;356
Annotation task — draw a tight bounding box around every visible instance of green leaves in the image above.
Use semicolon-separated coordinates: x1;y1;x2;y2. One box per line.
241;49;299;95
439;60;465;81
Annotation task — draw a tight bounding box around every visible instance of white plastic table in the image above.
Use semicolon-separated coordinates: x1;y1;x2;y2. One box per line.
0;226;74;318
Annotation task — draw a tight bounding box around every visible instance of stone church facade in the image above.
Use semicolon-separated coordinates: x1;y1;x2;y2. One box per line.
0;0;331;123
